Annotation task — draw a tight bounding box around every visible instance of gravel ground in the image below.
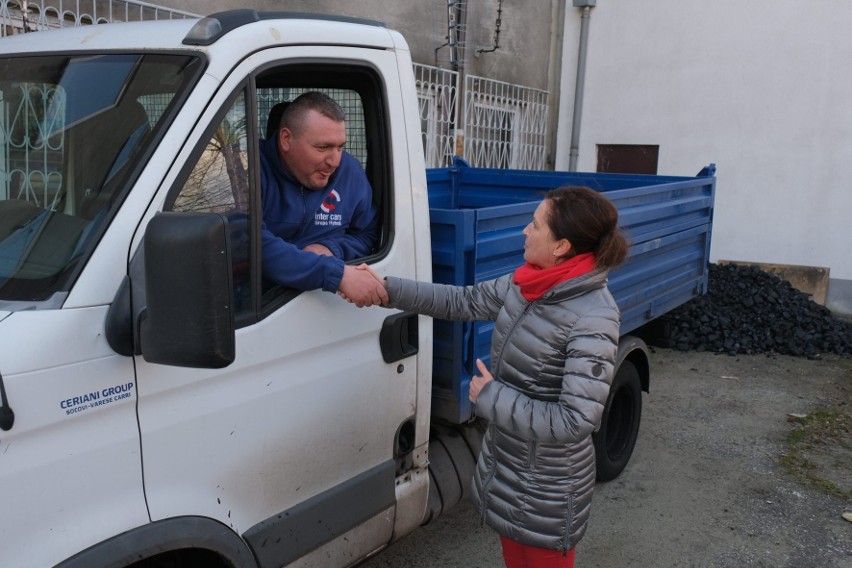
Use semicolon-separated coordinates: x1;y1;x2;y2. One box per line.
360;348;852;568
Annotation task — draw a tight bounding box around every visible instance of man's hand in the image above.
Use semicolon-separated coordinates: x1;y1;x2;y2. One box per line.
338;264;388;307
303;243;333;256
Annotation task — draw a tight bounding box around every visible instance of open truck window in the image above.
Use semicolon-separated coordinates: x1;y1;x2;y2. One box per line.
166;62;391;322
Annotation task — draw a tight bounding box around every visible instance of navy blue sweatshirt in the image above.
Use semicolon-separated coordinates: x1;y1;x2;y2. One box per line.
259;137;379;292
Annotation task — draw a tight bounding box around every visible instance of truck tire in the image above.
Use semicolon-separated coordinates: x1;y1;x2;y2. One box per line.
459;417;487;460
133;550;230;568
435;424;477;501
422;423;481;525
593;359;642;481
425;435;461;522
423;469;443;525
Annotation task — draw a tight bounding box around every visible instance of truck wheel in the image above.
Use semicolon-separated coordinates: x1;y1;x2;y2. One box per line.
593;359;642;481
425;434;460;524
435;424;477;501
423;469;443;525
132;549;230;568
422;424;479;525
459;417;487;460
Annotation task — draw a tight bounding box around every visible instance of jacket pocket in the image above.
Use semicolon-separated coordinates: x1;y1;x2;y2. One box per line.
562;492;575;552
478;424;499;526
525;440;538;472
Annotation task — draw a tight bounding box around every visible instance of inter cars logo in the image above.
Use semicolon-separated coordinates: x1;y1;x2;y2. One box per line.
315;189;343;227
321;189;341;213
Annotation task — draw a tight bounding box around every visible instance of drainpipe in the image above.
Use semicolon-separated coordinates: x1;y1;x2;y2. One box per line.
546;0;566;170
568;0;595;171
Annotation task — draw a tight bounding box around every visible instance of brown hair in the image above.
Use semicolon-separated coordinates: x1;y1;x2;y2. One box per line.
545;185;629;270
279;91;345;136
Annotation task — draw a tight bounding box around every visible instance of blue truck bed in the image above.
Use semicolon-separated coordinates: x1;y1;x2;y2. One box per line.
426;159;717;424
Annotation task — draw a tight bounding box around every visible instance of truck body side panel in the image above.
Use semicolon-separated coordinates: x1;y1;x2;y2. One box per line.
426;161;716;423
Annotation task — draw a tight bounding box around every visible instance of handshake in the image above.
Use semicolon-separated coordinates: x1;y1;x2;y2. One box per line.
337;263;388;307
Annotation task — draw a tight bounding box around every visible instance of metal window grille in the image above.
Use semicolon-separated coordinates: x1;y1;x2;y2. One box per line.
0;3;551;173
463;74;548;170
137;93;174;128
0;0;197;36
257;87;367;168
1;82;64;207
413;63;459;169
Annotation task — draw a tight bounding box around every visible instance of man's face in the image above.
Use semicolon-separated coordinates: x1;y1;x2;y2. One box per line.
278;109;346;190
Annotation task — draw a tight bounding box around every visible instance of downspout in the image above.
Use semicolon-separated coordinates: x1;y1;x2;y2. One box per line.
568;1;595;171
450;0;467;158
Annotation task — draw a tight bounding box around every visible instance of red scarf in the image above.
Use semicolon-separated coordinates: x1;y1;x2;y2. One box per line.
513;252;597;301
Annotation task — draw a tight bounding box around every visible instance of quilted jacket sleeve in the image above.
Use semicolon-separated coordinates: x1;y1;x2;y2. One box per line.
475;303;619;444
384;274;513;321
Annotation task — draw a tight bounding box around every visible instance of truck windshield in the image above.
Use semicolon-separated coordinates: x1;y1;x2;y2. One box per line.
0;53;202;307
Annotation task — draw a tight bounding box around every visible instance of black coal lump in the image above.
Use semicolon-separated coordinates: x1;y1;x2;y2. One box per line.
643;263;852;358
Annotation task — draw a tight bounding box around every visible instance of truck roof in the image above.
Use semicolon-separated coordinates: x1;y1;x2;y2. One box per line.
0;10;400;56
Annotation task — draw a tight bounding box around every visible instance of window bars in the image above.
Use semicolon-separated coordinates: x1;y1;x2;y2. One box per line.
415;63;548;170
463;74;548;170
0;0;197;35
1;5;550;172
414;63;460;169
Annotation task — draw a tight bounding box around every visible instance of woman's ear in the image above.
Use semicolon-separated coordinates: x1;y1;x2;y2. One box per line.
554;239;572;257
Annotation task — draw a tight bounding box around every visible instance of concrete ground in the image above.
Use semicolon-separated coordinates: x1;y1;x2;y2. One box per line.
359;348;852;568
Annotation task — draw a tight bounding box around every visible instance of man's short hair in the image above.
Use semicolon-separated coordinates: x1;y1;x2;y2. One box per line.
279;91;345;135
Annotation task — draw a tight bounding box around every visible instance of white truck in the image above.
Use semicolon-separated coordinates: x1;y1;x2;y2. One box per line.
0;10;716;567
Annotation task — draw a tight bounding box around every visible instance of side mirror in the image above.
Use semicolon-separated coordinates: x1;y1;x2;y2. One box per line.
139;212;235;368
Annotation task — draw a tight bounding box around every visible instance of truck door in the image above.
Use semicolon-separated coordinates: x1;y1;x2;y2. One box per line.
133;47;420;566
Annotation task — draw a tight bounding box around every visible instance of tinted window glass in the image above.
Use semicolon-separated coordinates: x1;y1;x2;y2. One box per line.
0;53;202;305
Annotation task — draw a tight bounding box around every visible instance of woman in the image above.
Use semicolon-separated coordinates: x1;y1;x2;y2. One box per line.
362;185;628;567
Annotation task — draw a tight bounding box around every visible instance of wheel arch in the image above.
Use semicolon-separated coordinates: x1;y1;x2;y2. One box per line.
616;334;650;393
54;516;258;568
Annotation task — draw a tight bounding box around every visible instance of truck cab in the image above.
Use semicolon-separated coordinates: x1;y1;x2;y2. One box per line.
0;11;432;567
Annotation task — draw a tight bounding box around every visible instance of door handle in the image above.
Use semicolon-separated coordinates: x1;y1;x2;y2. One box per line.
379;312;419;363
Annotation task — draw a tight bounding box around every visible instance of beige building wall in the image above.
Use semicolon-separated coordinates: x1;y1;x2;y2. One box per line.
158;0;560;92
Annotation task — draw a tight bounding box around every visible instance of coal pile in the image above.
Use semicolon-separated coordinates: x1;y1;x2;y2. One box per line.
643;263;852;358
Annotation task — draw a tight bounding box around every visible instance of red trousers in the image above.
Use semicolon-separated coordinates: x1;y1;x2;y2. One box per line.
499;535;576;568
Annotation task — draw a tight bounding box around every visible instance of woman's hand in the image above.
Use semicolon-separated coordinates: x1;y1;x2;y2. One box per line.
469;358;493;403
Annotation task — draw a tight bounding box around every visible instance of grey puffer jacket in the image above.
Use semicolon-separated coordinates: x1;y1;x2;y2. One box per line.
385;269;620;552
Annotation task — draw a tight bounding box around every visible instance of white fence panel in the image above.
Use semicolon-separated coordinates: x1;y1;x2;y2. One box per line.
413;63;459;169
463;74;548;170
0;5;551;172
0;0;197;35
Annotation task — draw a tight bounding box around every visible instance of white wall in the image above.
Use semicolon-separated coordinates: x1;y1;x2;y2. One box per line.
556;1;852;291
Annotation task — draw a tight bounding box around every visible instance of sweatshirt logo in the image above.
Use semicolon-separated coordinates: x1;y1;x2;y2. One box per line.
321;189;340;213
316;189;343;227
